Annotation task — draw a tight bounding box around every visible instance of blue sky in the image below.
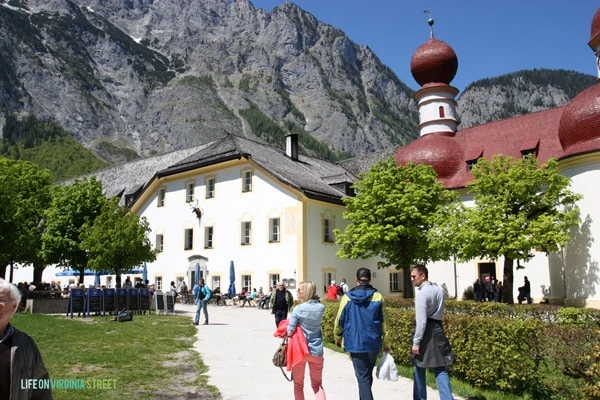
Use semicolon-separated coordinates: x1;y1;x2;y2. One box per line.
250;0;599;92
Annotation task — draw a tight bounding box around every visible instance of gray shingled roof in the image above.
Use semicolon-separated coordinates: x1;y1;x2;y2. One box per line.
83;135;358;206
155;135;356;203
338;147;397;177
75;144;211;199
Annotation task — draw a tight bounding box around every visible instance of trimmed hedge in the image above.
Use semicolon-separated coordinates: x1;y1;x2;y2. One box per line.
321;299;600;399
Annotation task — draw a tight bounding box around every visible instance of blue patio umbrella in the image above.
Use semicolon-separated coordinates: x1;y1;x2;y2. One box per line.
195;263;200;286
227;260;236;297
124;267;144;274
142;263;148;284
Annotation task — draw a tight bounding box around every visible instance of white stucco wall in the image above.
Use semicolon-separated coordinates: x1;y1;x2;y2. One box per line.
559;160;600;306
138;161;304;293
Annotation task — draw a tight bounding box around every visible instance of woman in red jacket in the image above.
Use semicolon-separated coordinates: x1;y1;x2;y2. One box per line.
326;280;338;300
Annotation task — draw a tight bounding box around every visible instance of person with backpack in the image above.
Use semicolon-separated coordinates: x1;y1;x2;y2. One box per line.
334;268;389;400
193;278;211;325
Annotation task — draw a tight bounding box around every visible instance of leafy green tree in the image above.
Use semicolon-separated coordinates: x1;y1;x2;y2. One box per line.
335;158;455;296
1;113;107;181
81;198;156;288
0;157;52;281
427;200;470;298
41;177;106;283
459;155;581;303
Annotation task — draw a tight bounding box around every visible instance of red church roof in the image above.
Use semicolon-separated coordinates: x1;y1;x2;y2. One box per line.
396;8;600;191
396;107;568;189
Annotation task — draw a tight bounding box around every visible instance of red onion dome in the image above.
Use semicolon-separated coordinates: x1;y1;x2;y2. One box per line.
558;83;600;150
410;38;458;87
590;8;600;47
395;132;462;179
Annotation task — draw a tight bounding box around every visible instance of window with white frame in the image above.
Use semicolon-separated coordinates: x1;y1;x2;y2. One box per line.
206;177;215;199
241;221;251;245
155;234;164;252
242;274;252;291
212;276;221;290
157;188;166;207
269;274;280;289
106;276;112;288
323;218;335;243
155;277;163;291
389;272;402;292
242;170;253;193
204;226;214;248
186;181;195;203
323;271;334;293
184;228;193;250
269;217;280;243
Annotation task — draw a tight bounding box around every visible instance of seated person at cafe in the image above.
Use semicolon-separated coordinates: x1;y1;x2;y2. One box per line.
212;287;224;305
256;287;267;309
241;288;257;307
236;287;248;305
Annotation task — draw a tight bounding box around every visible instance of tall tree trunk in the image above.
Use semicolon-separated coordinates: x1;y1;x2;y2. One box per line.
116;270;122;289
0;264;6;279
33;263;45;283
503;257;515;304
403;267;414;298
9;263;13;283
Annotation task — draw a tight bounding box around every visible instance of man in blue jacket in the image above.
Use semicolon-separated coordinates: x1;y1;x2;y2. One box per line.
192;279;211;325
334;268;388;400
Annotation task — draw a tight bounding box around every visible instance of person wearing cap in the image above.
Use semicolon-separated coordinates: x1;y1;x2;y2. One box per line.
326;280;338;300
334;268;388;400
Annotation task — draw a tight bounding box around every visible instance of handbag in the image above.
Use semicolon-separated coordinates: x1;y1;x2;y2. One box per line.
272;336;292;381
376;351;399;381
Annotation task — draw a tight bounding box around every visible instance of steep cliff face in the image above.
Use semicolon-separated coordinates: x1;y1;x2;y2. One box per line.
0;1;593;165
0;0;418;163
457;69;596;128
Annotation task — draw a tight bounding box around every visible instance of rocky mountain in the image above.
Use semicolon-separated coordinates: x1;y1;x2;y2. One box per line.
0;0;595;166
457;69;597;128
0;0;418;163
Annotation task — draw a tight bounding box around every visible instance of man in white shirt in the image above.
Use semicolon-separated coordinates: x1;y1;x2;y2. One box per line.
410;264;455;400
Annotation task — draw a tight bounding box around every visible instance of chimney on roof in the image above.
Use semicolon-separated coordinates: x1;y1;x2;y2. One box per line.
285;133;299;161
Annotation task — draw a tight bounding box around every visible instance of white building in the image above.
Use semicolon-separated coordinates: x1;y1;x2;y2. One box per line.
23;134;405;298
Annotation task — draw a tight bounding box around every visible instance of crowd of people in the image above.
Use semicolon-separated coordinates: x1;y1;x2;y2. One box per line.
10;266;536;399
473;276;504;302
273;265;455;400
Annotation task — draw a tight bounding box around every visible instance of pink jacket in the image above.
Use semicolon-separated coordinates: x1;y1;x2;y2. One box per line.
274;319;309;371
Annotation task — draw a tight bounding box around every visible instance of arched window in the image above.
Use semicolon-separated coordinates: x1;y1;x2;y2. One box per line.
439;106;445;118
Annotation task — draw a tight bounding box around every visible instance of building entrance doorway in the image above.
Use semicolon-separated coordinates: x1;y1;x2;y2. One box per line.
478;262;497;281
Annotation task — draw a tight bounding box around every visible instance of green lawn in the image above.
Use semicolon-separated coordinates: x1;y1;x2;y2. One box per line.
11;312;218;400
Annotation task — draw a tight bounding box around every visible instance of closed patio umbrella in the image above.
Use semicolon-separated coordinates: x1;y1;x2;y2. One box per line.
142;263;148;284
227;260;236;298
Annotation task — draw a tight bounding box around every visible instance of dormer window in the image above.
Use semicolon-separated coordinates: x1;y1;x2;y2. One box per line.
466;159;479;171
521;148;538;159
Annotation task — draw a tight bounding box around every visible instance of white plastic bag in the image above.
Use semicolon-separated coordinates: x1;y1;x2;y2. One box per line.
376;351;399;381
